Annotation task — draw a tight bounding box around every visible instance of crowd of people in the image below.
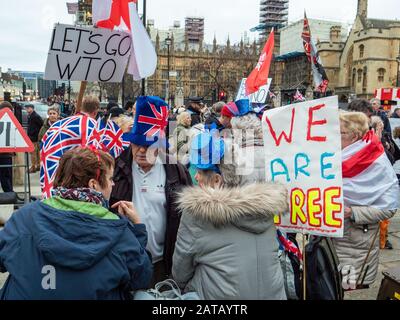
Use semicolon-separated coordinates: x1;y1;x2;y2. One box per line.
0;94;399;300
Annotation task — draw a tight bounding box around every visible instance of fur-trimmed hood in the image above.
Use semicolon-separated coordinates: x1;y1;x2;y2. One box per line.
177;183;288;233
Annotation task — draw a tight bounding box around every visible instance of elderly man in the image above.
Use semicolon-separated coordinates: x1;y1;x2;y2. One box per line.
370;98;391;135
110;96;192;287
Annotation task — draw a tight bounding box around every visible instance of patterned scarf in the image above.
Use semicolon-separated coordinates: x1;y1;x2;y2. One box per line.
52;187;109;209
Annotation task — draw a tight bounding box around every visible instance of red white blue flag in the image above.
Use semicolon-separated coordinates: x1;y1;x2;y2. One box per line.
40;115;129;198
302;13;329;93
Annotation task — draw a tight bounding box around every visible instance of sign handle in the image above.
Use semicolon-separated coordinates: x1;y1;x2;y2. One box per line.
302;232;307;300
76;81;88;114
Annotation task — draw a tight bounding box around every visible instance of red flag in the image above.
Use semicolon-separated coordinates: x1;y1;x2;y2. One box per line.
245;29;274;96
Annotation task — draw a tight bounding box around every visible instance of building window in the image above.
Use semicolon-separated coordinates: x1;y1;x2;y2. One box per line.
190;85;196;97
162;70;168;79
378;68;386;82
357;69;362;83
363;67;367;88
190;70;197;79
359;45;364;58
352;68;356;87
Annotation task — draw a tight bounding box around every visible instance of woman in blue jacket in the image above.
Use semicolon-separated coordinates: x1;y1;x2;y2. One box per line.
0;147;153;300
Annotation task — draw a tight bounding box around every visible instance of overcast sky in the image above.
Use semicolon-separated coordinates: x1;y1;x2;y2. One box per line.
0;0;399;72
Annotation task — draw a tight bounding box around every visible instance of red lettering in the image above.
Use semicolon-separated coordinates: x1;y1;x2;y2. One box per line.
307;104;327;142
265;108;295;146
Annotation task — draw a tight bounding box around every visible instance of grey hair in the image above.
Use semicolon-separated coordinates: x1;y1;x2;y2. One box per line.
230;113;263;146
48;106;60;114
370;98;380;105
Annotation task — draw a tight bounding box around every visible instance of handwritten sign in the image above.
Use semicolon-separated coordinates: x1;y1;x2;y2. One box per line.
236;78;272;104
262;96;344;237
45;24;131;82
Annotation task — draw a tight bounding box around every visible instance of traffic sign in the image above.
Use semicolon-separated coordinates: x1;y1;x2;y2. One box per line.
0;108;34;153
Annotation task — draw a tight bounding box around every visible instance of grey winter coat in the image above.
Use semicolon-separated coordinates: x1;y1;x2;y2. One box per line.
172;182;288;300
332;207;397;285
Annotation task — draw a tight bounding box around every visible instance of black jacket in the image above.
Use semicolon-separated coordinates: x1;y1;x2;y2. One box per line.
187;106;202;126
27;111;44;142
110;147;192;275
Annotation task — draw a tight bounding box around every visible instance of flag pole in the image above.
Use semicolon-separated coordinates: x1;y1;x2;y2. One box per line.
76;81;87;114
302;232;307;300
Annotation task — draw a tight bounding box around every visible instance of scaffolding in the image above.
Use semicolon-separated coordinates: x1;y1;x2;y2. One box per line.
185;17;204;43
259;0;289;37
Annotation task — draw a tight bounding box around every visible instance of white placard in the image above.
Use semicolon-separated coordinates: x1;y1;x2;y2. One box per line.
236;78;272;104
262;96;344;237
45;24;131;82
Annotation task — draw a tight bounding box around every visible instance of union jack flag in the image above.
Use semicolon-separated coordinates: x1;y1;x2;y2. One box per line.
294;89;306;102
277;229;303;261
40;115;129;198
138;102;169;138
95;119;131;158
40;115;98;198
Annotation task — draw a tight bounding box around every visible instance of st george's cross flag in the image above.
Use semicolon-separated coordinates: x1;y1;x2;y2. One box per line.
342;130;399;210
245;29;275;96
92;0;157;80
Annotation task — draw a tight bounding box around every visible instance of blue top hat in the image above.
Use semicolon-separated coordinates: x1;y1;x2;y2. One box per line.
125;96;170;146
190;132;225;173
234;99;254;117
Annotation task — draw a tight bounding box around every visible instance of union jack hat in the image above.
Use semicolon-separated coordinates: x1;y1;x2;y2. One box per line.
220;99;254;118
125;96;170;146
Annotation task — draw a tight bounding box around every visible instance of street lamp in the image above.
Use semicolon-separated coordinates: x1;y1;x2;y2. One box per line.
141;0;147;96
165;35;172;105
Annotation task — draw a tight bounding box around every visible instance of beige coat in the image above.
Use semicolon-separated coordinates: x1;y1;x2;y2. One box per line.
332;207;396;285
172;183;288;300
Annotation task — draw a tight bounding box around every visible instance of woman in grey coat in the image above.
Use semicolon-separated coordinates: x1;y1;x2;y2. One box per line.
172;131;288;300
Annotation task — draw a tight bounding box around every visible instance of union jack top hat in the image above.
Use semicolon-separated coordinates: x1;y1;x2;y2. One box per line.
126;96;170;146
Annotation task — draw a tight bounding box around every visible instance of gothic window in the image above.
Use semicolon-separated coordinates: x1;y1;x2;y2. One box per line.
357;69;363;83
162;70;168;79
363;66;367;88
359;45;364;58
378;68;386;82
352;68;356;87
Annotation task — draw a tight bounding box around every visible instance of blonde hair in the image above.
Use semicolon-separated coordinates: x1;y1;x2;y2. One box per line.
339;111;369;140
113;115;134;133
176;111;191;126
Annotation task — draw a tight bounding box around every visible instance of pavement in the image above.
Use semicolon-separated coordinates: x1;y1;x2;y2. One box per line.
0;173;400;299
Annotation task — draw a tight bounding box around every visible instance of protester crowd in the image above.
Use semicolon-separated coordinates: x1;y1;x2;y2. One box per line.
0;94;399;300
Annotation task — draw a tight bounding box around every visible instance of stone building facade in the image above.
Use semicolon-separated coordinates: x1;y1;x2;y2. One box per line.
146;35;259;106
317;0;400;101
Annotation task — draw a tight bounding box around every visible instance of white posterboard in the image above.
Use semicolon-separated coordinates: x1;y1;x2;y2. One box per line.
262;96;344;237
236;78;272;104
45;24;131;82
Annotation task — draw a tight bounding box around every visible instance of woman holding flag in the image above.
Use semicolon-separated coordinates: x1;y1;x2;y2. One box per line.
0;147;152;299
333;111;399;289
